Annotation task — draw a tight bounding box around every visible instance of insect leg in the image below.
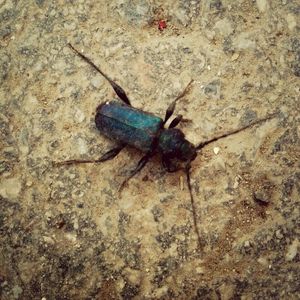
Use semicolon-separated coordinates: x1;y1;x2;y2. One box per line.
168;114;183;128
163;80;194;125
53;144;125;166
68;43;131;106
118;151;153;193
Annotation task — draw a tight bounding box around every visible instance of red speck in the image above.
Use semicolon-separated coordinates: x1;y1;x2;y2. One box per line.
158;20;167;31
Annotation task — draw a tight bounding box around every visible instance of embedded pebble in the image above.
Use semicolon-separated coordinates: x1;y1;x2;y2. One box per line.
76;137;88;155
26;180;33;187
244;240;251;247
253;191;270;205
275;230;283;239
233;32;256;50
257;256;268;267
0;177;22;199
214;19;233;37
231;53;240;61
213;147;220;155
73;218;79;230
43;236;55;244
63;22;76;31
286;14;297;31
74;108;85;123
12;285;23;299
91;76;103;89
196;266;205;274
233;177;239;189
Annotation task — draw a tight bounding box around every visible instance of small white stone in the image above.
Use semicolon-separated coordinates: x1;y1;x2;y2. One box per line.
233;177;239;189
43;236;55;245
26;180;33;187
73;218;79;230
65;233;77;242
244;240;250;247
213;147;220;155
231;53;240;61
74;108;85;123
76;137;88;155
275;229;283;239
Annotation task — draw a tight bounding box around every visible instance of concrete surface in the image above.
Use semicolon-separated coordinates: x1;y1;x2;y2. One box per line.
0;0;299;299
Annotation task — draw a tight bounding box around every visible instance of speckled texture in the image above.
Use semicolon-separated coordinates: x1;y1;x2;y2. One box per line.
0;0;299;299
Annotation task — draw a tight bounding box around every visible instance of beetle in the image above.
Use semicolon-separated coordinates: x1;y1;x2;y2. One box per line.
55;43;276;248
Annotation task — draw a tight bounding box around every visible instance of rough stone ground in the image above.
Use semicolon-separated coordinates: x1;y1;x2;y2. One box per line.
0;0;299;299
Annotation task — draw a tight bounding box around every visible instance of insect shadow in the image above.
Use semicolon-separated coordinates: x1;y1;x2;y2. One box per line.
54;43;277;250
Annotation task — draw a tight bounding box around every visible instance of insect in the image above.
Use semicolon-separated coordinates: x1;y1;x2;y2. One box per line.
55;43;276;249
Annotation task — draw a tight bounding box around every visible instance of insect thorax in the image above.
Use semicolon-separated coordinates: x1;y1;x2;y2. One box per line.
158;128;196;162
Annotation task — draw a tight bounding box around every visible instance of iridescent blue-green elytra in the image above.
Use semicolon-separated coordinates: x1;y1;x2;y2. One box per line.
95;101;164;152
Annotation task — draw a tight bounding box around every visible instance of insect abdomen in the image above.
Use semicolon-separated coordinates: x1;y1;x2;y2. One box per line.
95;101;163;152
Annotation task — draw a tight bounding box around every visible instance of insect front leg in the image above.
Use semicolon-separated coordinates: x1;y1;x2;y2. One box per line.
163;80;194;125
53;144;126;166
